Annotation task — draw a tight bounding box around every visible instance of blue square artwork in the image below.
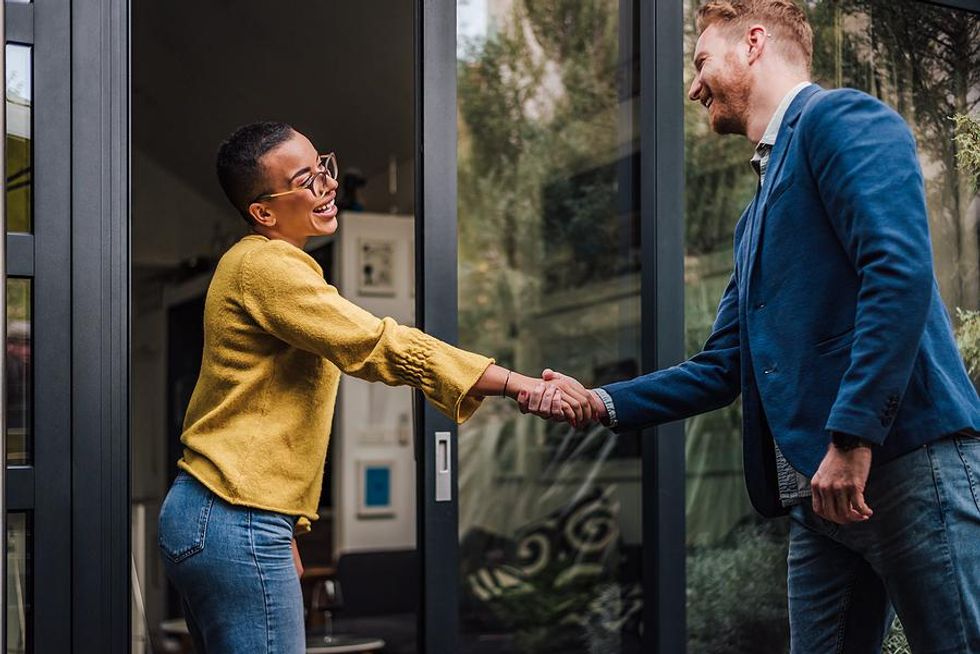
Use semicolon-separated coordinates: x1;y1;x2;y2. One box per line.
364;466;391;508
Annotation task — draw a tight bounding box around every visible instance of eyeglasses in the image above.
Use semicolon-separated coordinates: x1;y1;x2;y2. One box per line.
254;153;338;203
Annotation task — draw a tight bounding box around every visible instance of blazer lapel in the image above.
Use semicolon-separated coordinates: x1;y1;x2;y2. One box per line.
744;84;822;278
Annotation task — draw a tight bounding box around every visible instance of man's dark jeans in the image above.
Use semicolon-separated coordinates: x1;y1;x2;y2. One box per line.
788;433;980;653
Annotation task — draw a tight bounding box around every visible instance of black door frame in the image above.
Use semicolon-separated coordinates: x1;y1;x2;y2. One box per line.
69;0;130;650
2;0;73;651
415;2;460;652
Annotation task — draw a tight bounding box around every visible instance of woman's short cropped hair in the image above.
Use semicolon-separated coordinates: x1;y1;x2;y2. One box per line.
216;121;295;225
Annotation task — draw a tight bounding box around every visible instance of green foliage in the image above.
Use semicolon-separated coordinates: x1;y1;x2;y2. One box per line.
686;520;790;654
956;309;980;383
953;113;980;194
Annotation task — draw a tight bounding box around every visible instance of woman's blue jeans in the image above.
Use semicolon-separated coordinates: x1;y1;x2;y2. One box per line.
158;472;305;653
788;433;980;653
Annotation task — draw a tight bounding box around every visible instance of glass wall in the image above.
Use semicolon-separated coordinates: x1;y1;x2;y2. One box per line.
6;39;34;654
457;0;643;652
683;1;980;652
6;43;32;234
6;514;30;654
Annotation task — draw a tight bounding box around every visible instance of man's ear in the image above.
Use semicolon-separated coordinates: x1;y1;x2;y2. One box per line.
249;201;276;227
746;24;768;63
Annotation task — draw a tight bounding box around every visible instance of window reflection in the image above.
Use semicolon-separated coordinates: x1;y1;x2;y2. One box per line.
7;279;32;466
6;44;32;234
457;1;643;651
6;513;31;654
684;1;979;652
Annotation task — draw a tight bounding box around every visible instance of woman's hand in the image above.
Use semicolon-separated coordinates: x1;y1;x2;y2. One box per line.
512;370;595;427
517;369;604;427
469;365;592;426
470;365;593;427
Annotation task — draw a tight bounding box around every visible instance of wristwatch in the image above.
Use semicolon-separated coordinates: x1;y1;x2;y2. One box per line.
831;432;872;451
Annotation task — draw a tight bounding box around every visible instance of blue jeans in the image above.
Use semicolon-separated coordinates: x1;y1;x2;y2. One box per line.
788;433;980;653
158;472;305;653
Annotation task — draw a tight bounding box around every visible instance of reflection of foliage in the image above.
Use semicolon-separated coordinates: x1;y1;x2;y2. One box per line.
684;1;975;651
687;519;790;654
460;488;640;653
956;309;980;383
6;279;30;322
458;0;638;379
478;568;634;653
953;113;980;197
809;0;980;308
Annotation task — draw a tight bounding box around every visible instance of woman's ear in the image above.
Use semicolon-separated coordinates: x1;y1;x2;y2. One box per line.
249;201;275;227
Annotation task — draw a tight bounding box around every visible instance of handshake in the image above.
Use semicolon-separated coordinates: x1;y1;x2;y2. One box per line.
513;368;609;429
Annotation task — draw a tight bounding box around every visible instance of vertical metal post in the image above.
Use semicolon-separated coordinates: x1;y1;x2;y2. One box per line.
0;1;8;649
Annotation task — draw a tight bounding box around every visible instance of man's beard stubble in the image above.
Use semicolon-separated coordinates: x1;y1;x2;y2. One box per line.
710;58;752;136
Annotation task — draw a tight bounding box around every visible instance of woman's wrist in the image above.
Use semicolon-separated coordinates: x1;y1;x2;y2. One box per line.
504;372;536;400
472;364;526;399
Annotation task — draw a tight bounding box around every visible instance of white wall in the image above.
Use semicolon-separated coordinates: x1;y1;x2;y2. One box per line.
331;212;418;554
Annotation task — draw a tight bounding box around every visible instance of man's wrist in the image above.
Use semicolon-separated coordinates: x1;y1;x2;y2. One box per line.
588;390;609;425
831;431;872;452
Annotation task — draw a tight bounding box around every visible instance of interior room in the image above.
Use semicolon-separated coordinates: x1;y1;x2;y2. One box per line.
130;2;420;651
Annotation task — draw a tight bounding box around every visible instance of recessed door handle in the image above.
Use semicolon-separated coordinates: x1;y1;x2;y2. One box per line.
435;431;451;502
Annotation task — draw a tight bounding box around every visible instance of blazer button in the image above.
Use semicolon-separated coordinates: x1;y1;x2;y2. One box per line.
763;365;776;375
755;302;766;310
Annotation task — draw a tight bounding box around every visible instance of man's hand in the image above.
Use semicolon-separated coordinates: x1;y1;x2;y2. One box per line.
810;440;874;525
291;538;304;578
517;369;604;427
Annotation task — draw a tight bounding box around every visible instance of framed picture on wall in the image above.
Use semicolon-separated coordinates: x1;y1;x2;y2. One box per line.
356;459;395;518
357;238;396;297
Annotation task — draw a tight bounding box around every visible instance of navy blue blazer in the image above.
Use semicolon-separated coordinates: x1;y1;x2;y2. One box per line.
603;84;980;517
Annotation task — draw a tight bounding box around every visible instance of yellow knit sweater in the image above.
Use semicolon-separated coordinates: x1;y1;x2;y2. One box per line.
178;235;493;531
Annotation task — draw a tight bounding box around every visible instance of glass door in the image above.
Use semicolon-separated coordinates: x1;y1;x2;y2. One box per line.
454;0;645;651
419;0;686;652
3;0;72;651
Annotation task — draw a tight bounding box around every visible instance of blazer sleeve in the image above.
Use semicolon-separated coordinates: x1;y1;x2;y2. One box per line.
601;269;742;431
802;89;933;444
240;241;494;423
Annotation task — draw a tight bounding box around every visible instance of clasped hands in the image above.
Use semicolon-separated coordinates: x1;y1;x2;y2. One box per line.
507;369;874;527
513;369;608;429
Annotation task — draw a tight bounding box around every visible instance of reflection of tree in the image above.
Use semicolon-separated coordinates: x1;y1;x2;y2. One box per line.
682;0;980;552
457;4;644;650
809;0;980;310
682;2;976;651
458;0;636;379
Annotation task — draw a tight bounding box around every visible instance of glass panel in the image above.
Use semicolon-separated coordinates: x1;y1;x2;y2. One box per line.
458;1;643;652
684;1;979;652
6;44;32;233
7;279;31;466
7;513;32;654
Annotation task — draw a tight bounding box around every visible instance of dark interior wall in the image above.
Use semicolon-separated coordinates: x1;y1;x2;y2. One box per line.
133;0;416;243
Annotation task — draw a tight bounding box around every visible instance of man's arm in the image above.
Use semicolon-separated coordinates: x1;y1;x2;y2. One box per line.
522;270;742;429
599;270;742;431
804;90;933;445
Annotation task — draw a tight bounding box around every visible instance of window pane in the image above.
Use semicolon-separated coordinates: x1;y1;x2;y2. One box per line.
6;513;31;654
684;1;979;652
457;1;643;651
6;44;32;233
7;279;31;466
